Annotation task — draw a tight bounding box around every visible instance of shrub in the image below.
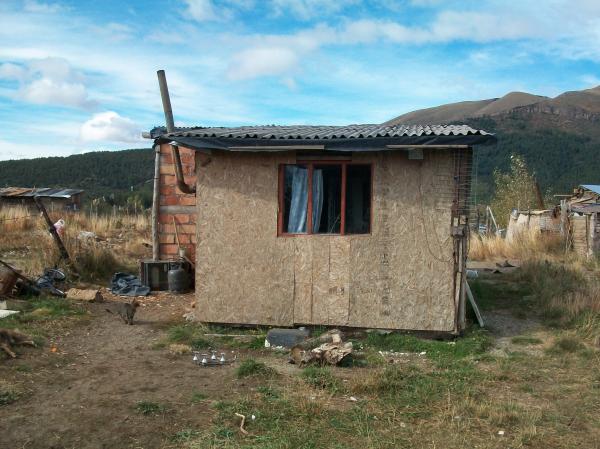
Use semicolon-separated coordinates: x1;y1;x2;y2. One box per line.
301;366;343;393
135;401;166;415
236;358;276;378
551;336;585;353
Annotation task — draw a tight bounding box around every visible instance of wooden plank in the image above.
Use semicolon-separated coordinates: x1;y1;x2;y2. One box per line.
293;238;313;324
327;238;350;325
465;281;484;327
195;152;294;326
311;237;330;323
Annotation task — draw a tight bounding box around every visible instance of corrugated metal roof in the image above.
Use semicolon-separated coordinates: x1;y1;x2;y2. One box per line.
152;124;491;140
580;185;600;195
572;204;600;214
0;187;84;199
151;124;496;151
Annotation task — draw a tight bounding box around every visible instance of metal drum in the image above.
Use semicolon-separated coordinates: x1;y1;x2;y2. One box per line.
168;262;189;293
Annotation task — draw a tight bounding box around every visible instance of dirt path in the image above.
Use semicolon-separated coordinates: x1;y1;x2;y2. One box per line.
0;295;257;449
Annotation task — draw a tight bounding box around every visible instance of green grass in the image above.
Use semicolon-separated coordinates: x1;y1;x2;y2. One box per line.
515;260;595;328
163;323;264;350
171;429;201;442
257;386;280;401
135;401;167;416
0;389;19;406
0;297;84;350
550;336;585;353
302;366;344;394
0;381;22;406
470;278;530;311
165;324;215;350
217;335;266;349
363;329;492;364
1;298;84;328
191;391;208;403
511;336;543;345
235;359;277;378
13;364;33;373
351;362;481;414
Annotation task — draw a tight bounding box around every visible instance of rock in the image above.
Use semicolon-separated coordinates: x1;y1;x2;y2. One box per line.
66;288;104;302
266;328;310;349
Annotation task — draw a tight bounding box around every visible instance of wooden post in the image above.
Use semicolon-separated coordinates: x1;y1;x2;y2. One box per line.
534;179;545;209
151;144;161;261
34;196;78;274
560;199;567;236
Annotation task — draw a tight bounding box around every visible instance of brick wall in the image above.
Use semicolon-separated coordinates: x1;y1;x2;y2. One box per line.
158;143;197;261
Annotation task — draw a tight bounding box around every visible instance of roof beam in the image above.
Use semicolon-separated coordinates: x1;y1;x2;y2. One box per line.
227;145;325;151
386;144;470;149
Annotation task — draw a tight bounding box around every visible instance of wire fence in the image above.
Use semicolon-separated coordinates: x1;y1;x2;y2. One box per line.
0;214;39;223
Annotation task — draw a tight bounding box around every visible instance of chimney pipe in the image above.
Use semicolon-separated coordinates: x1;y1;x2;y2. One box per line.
156;70;195;194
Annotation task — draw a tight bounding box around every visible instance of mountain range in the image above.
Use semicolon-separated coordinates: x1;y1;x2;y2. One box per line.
1;85;599;206
386;85;600;200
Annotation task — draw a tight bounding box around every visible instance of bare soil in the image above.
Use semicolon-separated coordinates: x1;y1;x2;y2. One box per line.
0;293;263;449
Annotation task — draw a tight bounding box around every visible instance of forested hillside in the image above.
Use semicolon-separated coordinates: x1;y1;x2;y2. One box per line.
465;115;600;202
0;149;154;206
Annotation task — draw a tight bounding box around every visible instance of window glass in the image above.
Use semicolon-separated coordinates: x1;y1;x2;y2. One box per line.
280;162;371;235
313;165;341;234
345;165;371;234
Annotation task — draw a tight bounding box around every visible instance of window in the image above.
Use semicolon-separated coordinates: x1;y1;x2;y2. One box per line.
278;162;372;235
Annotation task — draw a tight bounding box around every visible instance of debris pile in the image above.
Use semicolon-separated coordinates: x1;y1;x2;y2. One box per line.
289;329;353;366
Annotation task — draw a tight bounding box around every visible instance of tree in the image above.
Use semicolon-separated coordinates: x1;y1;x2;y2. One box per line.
490;154;538;228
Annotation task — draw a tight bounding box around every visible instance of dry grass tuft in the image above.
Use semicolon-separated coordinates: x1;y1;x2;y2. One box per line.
469;230;564;261
0;205;150;283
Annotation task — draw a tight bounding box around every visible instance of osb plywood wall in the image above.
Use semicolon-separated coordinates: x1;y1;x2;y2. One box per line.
158;143;197;261
195;150;459;331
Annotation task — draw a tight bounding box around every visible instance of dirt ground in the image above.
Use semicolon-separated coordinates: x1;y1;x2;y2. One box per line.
0;293;269;449
1;270;599;449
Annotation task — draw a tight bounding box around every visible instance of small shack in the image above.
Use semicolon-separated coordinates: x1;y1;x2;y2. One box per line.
568;185;600;258
151;124;495;333
506;208;560;241
0;187;84;212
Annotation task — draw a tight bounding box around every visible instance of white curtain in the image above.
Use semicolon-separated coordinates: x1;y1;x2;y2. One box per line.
287;166;308;233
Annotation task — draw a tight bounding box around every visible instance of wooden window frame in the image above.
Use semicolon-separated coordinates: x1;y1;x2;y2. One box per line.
277;161;373;237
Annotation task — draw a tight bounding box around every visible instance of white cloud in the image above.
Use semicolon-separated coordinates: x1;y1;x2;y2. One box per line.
0;62;27;80
228;46;300;80
270;0;359;20
0;57;96;109
23;0;62;14
581;74;600;87
182;0;255;22
89;22;134;42
184;0;221;21
79;111;142;143
20;78;92;108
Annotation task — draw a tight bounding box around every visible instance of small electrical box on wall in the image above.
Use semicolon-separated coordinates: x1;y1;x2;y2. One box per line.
140;260;191;291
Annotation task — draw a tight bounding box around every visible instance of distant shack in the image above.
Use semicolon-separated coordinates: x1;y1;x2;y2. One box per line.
0;187;84;212
568;184;600;258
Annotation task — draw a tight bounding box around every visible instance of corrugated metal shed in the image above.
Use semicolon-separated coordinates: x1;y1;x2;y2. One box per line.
580;185;600;195
571;204;600;214
0;187;84;199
